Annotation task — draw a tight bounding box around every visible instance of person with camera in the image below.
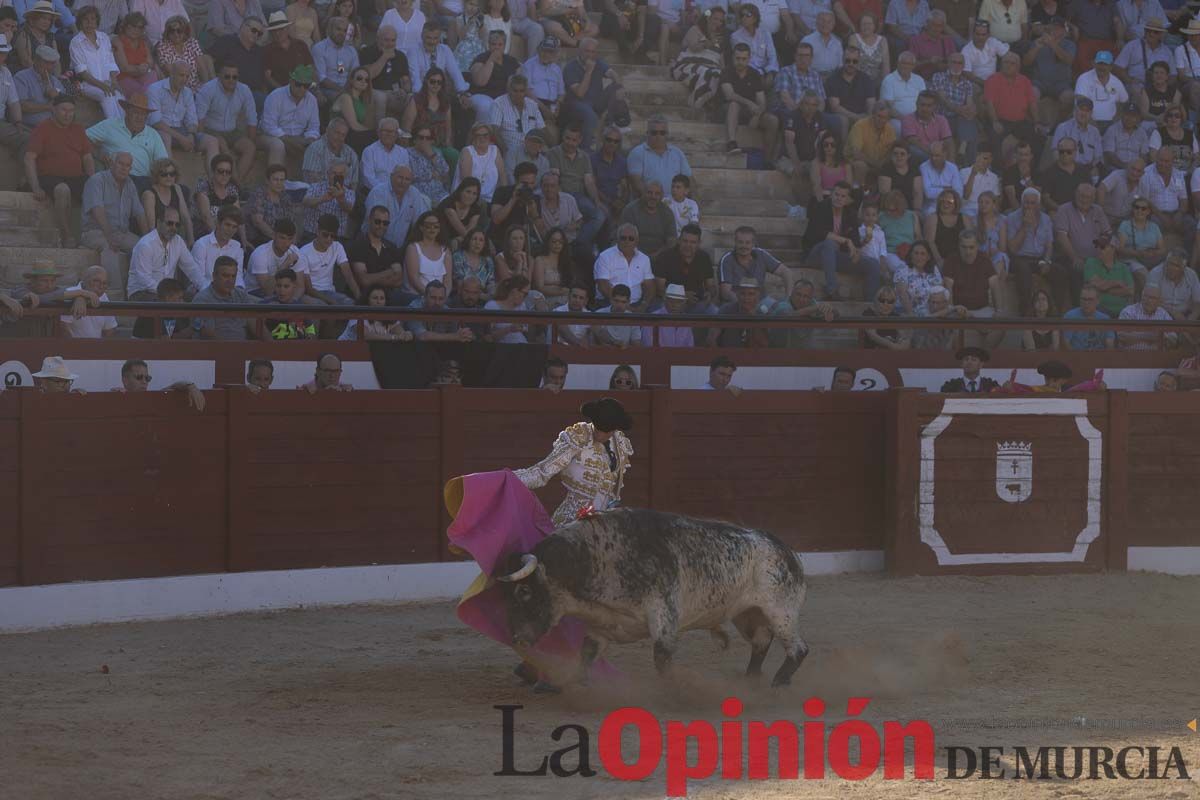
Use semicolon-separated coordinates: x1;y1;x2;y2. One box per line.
301;161;357;241
489;160;548;251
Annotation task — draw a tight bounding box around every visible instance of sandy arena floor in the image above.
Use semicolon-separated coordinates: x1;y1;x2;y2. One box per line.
2;573;1199;800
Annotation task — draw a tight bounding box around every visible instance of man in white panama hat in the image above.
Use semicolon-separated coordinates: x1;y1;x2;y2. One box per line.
31;356;82;393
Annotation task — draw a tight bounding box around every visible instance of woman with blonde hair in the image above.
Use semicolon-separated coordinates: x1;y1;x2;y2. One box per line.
333;66;378;153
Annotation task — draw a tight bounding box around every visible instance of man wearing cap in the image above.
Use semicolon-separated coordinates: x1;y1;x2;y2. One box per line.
264;11;313;91
80;151;148;293
129;0;188;46
259;63;320;167
1175;19;1200;109
209;0;265;38
1022;16;1075;120
359;24;409;118
149;61;220;167
1051;98;1104;172
1114;17;1172;89
361;117;410;192
484;73;545;161
961;19;1008;85
941;229;1005;346
127;205;204;299
312;16;358;104
1075;51;1129;128
210;17;268;100
195;63;258;183
24;94;93;249
640;283;694;347
940;347;1000;392
301;116;359;185
1102;102;1150;169
407;21;469;95
708;277;770;348
522;37;564;139
1117;0;1167;42
85;92;169;188
505;126;550;183
13;42;65;126
0;32;29;158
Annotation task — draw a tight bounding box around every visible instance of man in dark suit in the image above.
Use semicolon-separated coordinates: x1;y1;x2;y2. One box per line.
802;181;880;301
940;346;1000;393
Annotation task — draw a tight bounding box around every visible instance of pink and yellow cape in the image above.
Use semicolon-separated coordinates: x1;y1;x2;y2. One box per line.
444;470;619;682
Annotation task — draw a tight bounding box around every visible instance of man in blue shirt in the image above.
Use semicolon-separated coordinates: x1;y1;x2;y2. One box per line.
562;37;629;148
1063;286;1115;349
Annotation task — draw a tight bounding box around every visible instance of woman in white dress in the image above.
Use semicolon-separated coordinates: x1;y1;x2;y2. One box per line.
454;121;508;202
403;211;453;296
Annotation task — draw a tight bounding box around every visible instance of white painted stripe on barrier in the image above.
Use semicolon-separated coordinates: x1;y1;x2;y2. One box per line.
1127;547;1200;575
0;550;885;633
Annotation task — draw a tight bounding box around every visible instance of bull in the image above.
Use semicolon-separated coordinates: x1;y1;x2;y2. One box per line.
494;508;810;687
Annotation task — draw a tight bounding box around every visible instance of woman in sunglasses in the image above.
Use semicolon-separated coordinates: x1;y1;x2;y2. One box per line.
141;158;196;248
402;67;454;150
153;16;210;90
731;3;778;85
114;12;158;96
333;66;378;154
208;0;267;39
1116;198;1165;279
861;286;910;349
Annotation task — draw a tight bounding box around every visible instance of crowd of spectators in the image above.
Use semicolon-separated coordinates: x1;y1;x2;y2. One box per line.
1;0;1197;372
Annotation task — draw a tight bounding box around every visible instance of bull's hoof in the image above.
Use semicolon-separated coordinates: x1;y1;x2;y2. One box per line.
770;677;792;688
533;681;562;695
513;663;538;686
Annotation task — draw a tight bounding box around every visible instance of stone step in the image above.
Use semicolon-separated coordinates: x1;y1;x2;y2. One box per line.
0;246;99;290
716;246;807;266
707;228;806;251
614;64;673;80
704;196;794;217
688;151;750;169
0;208;45;228
0;190;43;212
705;214;804;235
692;167;791;199
4;227;62;247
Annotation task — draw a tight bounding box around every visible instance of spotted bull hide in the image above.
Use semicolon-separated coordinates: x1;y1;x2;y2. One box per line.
495;508;810;687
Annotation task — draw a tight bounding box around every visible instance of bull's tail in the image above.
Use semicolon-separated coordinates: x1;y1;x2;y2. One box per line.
709;627;731;651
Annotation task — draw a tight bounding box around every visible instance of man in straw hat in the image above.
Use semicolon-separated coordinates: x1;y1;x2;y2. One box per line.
263;11;313;92
0;33;30;157
259;63;320;168
1114;17;1173;90
85;91;169;189
13;2;71;69
30;356;82;394
640;282;694;347
9;259;97;334
1176;17;1200;110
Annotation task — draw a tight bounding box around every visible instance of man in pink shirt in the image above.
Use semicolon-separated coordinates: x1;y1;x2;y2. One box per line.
641;283;694;347
298;352;355;392
900;90;952;165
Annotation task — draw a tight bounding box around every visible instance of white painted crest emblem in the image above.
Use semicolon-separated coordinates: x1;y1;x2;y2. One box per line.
996;441;1033;503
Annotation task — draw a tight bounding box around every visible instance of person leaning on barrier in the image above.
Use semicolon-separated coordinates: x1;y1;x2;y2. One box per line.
30;356;86;394
829;366;856;391
940;229;1005;350
765;278;837;349
191;256;260;340
246;360;275;393
542;356;568;392
115;358;205;411
299;352;355;393
702;354;742;396
405;279;476;342
1154;370;1179;392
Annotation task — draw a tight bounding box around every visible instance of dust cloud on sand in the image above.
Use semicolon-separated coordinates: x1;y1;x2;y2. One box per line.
1;573;1198;800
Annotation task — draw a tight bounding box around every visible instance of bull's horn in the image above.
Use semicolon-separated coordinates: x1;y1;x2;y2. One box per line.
497;554;538;582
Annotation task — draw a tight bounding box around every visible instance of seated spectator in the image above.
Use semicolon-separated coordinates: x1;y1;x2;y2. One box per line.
542;356;568;392
858;199;889;276
86;92;169;189
1001;138;1039;211
468;30;519;117
505;127;551;187
349;203;408;303
940;346;1000;393
24;94;92;249
364;164;432;247
408;21;470;97
531;227;573;306
665;174;699;233
1138;146;1190;236
192;154;243;239
804;11;842;76
547;123;607;258
245;359;274;392
360;24;409;120
192;256;259;340
361;118;410;193
592;283;641;348
69;6;124;120
246;164;298;247
627;114;692;198
1139;61;1178;134
537;170;583;252
941;229;1004;348
259;65;321;170
928;52;977;162
113;13;161;98
302;117;361;186
702;354;743;394
400;66;455;152
128;207;203;300
781;90;825;186
1083;232;1135;318
263;269;318;339
594;223;654;309
766;278;837;349
210;0;267;39
881;51;925;124
1112;195;1162;290
810;130;854;200
263;12;313;92
561;37;627;149
302;161;357;240
730;3;779;84
312;17;359;105
155;16;211;91
915;140;961;215
553;283;592;346
1023;15;1074;120
825;47;876;140
620;179;677;262
299;353;355;392
1148;249;1200;320
908;10;955;80
982;52;1039;164
773;43;831;138
1053;181;1110;308
846;13;889;86
1005;187;1058;316
249;218;302;297
924;188;968;268
130;277;192;340
1075;50;1128;129
1102;102;1149;171
404;210;453;296
708;277;769;347
494;225;537;297
141;157;195;246
609;364;639;389
803;182;875;300
299;214;357;305
191;207;246;289
446;275;490;341
877;189;920;274
485;73;545;161
640;283;694;347
331;66;377;155
959;143;999;219
78;152;149;297
56;265;113;338
846;102;897;179
522;36;564;142
1097;157;1145;225
1063;286;1115;350
962;19;1008;85
484;274;533;342
900;89;952;168
722;42;779;156
456;121;506;203
210;17;267;100
652;223;717;313
489;161;543;250
893;240;943;315
453;227;496;294
1154;371;1178;392
13;43;65;128
195;64;259;184
148;62;217;169
909;286;966;349
29;357;82;394
1051;97;1103;174
1022;288;1061;351
407;123;453;205
972;191;1009;274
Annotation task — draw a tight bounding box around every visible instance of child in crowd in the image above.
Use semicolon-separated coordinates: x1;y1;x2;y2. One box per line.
132;278;193;339
339;286;415;341
857;202;889;281
264;269;318;340
667;174;701;231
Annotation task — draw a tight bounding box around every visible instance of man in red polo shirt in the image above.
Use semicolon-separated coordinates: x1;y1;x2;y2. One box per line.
24;93;94;249
982;51;1043;165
